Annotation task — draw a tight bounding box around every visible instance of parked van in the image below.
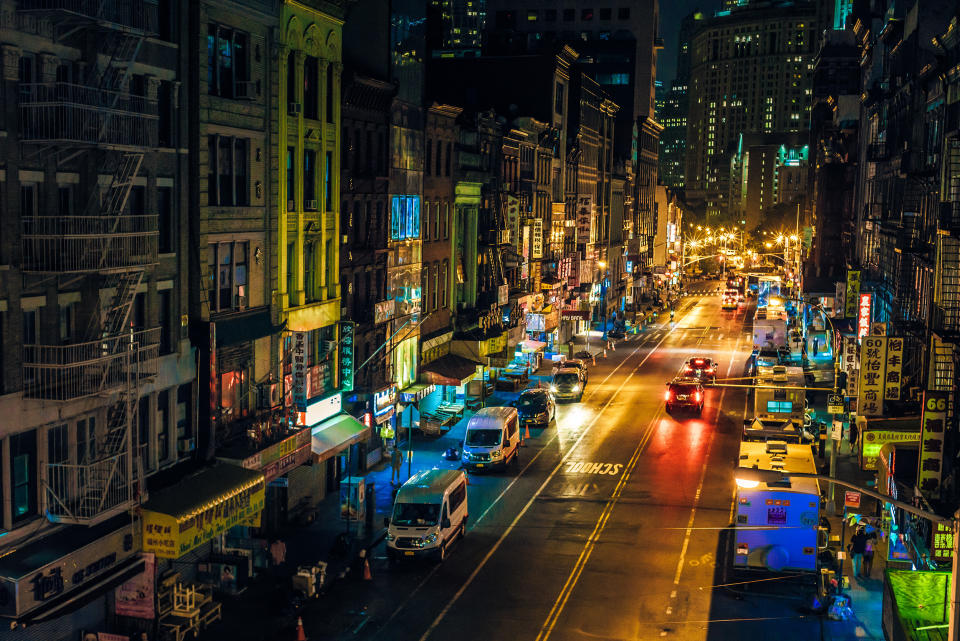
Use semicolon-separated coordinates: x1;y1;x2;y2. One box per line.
460;406;520;471
385;468;468;561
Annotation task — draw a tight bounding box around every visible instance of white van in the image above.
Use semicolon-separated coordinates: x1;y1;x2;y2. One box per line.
460;406;520;471
385;468;468;561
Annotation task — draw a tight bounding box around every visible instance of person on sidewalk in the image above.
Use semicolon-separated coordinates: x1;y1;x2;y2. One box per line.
848;526;869;578
390;447;403;485
863;537;876;578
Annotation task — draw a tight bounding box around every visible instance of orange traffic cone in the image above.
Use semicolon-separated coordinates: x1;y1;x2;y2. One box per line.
524;424;531;440
363;557;372;581
295;616;307;641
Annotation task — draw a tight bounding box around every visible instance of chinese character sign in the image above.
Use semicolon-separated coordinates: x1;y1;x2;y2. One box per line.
843;336;859;399
858;336;886;417
884;337;903;401
918;390;949;498
845;270;861;318
857;293;872;339
532;218;543;259
835;281;846;318
932;521;954;563
338;321;355;393
292;331;308;412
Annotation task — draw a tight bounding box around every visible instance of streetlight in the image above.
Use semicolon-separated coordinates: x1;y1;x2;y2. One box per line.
734;466;960;638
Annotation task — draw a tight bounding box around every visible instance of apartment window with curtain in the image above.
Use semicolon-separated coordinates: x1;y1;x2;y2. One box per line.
287;147;296;210
324;151;333;212
303;56;319;119
207;135;249;206
207;24;250;98
304;150;317;209
208;241;249;313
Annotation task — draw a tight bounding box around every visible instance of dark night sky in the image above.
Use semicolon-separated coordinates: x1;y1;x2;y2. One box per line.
658;0;718;85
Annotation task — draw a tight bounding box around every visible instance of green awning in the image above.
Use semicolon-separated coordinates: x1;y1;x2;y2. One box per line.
311;413;370;461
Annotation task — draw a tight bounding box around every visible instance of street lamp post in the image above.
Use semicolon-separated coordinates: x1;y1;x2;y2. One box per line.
735;466;960;638
810;303;841;513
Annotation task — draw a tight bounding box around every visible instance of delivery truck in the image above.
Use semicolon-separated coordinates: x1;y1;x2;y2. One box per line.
734;440;821;572
753;365;806;427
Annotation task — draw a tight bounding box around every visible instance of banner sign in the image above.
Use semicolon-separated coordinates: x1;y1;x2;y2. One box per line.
114;553;156;619
292;332;308;412
532;218;543;259
338;321;355;393
576;196;592;246
932;521;954;563
843;336;860;399
845;270;861;318
505;195;520;246
857;293;872;339
884;337;903;401
835;281;846;317
858;336;887;416
918;390;949;497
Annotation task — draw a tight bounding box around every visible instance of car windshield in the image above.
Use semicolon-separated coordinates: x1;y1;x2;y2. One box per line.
465;429;502;447
392;502;441;527
517;394;547;410
555;373;579;385
560;362;582;371
670;384;698;394
758;349;779;358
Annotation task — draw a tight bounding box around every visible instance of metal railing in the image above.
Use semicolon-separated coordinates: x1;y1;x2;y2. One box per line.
17;0;157;33
46;454;132;523
19;82;158;147
23;327;160;401
22;215;158;273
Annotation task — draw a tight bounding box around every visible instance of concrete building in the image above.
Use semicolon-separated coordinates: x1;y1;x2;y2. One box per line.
685;1;820;220
0;0;197;633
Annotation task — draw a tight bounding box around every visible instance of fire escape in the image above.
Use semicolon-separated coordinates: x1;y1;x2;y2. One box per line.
17;0;160;525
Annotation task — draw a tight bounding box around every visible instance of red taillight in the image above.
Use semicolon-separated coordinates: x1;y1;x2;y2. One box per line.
694;391;702;402
684;366;692;373
665;390;672;401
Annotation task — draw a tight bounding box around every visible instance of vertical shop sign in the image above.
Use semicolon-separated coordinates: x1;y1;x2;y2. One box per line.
857;293;872;339
857;336;886;417
845;270;861;318
532;218;543;259
918;390;949;498
292;331;308;412
338;321;355;393
843;336;860;399
932;521;954;563
884;337;903;401
835;281;846;317
505;195;520;246
576;196;592;246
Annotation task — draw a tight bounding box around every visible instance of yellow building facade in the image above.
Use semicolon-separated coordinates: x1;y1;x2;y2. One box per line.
275;1;343;335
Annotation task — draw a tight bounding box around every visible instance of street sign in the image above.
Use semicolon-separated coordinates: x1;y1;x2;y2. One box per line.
827;394;844;414
844;491;861;509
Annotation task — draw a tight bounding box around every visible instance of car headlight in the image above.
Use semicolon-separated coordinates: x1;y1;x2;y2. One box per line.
461;451;470;459
490;449;501;458
550;385;558;392
421;533;438;546
385;532;396;541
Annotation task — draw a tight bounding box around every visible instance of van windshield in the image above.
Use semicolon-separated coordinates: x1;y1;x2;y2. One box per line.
393;502;441;526
465;429;502;447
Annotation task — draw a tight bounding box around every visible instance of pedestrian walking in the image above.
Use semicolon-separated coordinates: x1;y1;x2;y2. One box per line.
863;538;875;578
848;526;869;578
390;447;403;485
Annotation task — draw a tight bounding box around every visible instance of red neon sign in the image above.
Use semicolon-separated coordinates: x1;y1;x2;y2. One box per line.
857;293;871;339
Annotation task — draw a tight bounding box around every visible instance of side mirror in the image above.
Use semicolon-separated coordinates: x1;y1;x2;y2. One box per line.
441;518;451;529
383;517;390;527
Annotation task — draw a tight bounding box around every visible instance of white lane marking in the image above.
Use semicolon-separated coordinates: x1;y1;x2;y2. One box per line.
416;307;689;641
671;307;748;590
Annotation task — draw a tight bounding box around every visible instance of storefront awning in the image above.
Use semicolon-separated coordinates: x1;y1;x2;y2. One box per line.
400;383;436;403
421;353;481;387
561;310;591;320
141;464;265;559
0;514;141;620
519;339;547;353
214;309;279;347
311;413;371;462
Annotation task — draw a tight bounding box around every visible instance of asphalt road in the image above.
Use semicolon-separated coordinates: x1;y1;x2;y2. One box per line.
295;286;821;641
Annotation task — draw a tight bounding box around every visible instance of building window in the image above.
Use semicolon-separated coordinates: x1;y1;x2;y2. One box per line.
304;150;317;208
20;183;37;217
446;141;452;176
208;241;249;313
304;56;319;119
220;369;249;418
545;9;557;21
159;289;173;354
441;261;449;307
59;302;76;344
22;309;38;344
208;135;249;206
434;202;441;240
324;151;333;212
304;241;317;302
563;8;575;21
425;139;432;176
10;430;37;525
326;66;335;123
527;10;538;21
77;416;96;463
58;185;74;215
207;24;250;98
287;242;295;307
47;424;68;464
599;7;611;20
618;7;630;19
177;383;192;444
390;195;421;240
157;389;170;463
432;265;439;310
581;8;594;20
287;147;296;211
158;186;174;253
555;82;564;114
435;139;442;176
443;203;450;239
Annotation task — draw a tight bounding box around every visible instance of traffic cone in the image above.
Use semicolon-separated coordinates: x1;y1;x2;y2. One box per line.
295;616;307;641
524;424;531;440
362;557;372;581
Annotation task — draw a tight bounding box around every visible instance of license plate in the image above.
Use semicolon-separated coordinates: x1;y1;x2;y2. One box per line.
476;463;484;468
677;395;687;400
404;551;414;556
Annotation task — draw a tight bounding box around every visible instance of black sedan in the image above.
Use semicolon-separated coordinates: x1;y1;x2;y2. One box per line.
511;389;556;427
